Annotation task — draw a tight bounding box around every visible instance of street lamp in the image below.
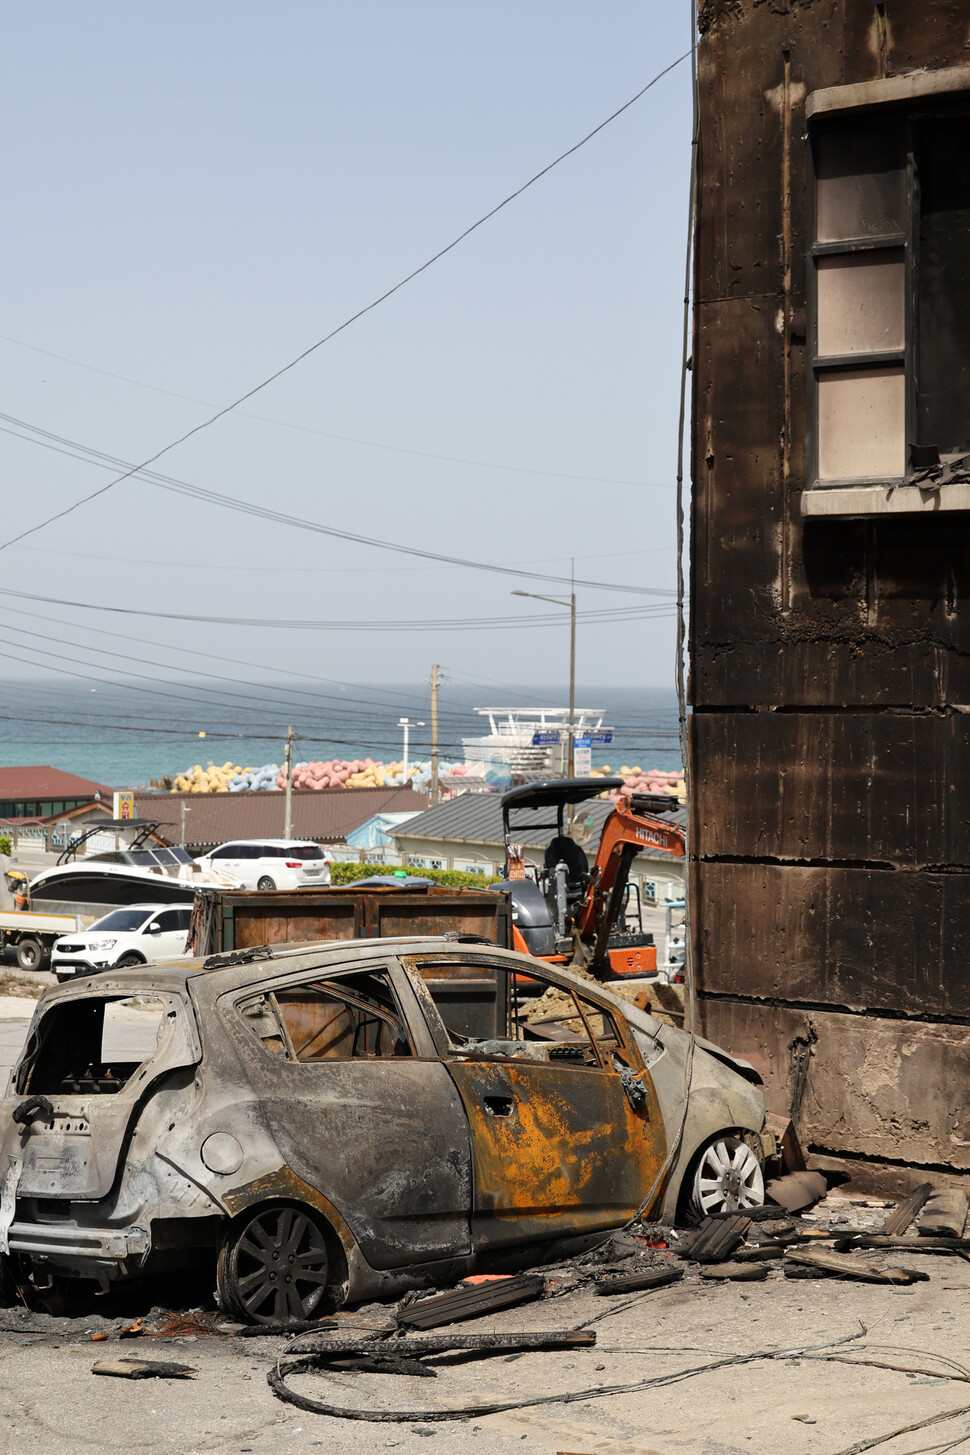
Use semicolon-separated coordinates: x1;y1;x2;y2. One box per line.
511;570;576;780
398;717;425;783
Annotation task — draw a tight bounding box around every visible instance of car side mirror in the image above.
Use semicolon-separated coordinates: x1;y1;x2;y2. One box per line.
146;924;162;934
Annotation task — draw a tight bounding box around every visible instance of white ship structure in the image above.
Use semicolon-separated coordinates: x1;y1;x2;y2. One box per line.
462;707;613;776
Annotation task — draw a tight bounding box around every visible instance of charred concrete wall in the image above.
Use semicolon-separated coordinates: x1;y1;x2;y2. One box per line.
690;0;970;1188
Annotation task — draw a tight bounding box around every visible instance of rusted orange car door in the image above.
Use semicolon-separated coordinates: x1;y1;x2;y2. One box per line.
444;1049;666;1252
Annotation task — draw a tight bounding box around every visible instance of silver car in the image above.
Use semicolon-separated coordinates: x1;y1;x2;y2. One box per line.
0;939;770;1325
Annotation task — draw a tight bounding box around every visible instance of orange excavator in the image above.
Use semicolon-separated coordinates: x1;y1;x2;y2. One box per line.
499;778;685;981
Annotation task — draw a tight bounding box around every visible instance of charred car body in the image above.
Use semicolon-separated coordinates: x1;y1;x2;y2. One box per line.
0;939;769;1325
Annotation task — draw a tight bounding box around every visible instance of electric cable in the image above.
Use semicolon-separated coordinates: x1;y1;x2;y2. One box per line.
614;0;700;1234
0;600;475;721
268;1324;869;1424
0;409;672;596
0;331;670;491
0;613;684;747
8;538;673;577
0;53;688;560
667;0;702;1196
0;581;673;630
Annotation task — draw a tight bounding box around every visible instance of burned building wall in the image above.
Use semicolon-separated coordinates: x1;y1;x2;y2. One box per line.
690;0;970;1188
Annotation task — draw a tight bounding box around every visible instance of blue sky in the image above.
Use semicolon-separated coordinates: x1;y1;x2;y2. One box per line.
0;3;692;696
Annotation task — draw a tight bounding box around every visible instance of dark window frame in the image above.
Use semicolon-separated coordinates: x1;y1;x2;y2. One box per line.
807;95;970;493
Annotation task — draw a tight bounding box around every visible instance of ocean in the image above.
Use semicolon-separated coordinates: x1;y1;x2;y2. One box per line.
0;677;683;789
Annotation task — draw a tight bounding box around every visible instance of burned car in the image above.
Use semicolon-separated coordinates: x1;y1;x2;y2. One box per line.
0;939;769;1325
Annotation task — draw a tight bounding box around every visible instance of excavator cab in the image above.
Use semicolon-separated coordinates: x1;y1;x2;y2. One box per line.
500;778;624;955
498;777;686;976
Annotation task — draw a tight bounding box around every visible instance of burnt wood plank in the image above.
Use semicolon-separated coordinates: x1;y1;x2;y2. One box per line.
593;1268;684;1296
396;1276;544;1330
785;1247;926;1283
679;1215;751;1263
881;1184;934;1236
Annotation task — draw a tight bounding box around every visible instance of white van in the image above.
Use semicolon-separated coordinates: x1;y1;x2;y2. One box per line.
194;840;331;891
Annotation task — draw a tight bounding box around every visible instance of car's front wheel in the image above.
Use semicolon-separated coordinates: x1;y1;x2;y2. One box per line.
114;953;144;968
688;1134;765;1219
216;1204;334;1327
256;876;276;891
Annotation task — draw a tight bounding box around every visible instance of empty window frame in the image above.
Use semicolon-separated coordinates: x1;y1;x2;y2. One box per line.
17;997;168;1095
240;970;413;1062
427;960;628;1071
809;103;970;487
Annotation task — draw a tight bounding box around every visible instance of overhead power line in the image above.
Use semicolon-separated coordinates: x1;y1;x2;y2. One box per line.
0;332;669;492
0;52;688;560
0;411;675;597
0;581;673;630
0;601;475;724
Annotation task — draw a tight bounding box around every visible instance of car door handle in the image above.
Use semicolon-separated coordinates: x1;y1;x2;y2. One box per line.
483;1095;516;1118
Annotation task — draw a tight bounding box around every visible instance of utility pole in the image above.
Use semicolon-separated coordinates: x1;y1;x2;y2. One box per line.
180;801;190;848
284;725;294;839
565;559;577;828
430;665;440;806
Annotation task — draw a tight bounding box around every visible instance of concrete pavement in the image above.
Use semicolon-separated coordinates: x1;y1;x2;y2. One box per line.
0;1216;967;1455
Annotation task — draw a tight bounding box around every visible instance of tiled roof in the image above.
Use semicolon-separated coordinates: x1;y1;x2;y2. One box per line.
133;786;430;851
391;793;686;859
0;766;113;799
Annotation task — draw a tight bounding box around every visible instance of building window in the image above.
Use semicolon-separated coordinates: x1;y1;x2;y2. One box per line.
809;99;970;493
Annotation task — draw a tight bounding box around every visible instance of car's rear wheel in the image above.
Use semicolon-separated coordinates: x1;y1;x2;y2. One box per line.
688;1134;765;1219
256;876;276;891
15;938;45;973
216;1204;333;1327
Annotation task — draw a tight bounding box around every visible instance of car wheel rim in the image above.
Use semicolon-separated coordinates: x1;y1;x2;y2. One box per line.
693;1137;764;1215
19;944;39;969
227;1207;329;1326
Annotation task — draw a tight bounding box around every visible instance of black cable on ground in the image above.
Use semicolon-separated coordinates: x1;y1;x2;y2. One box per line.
267;1324;868;1423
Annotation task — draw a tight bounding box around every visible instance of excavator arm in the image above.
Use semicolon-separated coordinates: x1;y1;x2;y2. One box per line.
579;795;685;977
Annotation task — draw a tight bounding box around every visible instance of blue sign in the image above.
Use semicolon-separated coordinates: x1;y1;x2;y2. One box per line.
531;732;562;746
574;735;592;749
589;732;614;745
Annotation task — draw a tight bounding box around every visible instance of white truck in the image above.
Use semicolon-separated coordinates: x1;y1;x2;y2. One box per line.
0;905;87;972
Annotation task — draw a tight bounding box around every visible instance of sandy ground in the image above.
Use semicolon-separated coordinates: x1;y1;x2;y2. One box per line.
1;1193;970;1455
0;978;957;1454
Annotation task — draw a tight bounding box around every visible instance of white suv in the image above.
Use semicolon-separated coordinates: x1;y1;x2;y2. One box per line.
51;903;194;981
194;840;332;891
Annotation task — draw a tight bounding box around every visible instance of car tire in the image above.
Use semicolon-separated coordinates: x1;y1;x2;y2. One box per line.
15;938;45;973
256;876;276;891
686;1133;765;1221
216;1203;337;1327
114;954;144;968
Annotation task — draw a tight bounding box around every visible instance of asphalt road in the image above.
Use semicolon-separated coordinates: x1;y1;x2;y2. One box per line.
0;1018;28;1085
